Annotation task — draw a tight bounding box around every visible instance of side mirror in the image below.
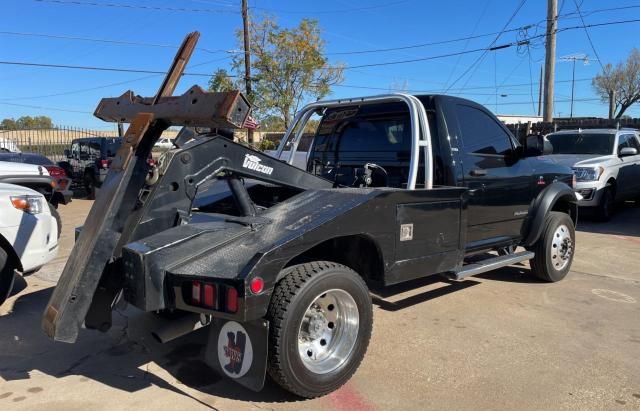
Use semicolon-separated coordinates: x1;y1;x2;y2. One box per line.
619;147;638;157
524;134;553;156
64;149;71;158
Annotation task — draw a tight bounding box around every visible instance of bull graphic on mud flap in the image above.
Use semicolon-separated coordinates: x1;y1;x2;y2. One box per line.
217;321;254;378
223;330;247;374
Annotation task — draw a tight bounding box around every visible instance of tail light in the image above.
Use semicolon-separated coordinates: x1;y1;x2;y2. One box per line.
58;179;68;190
100;159;109;169
226;287;238;313
147;158;156;166
189;281;237;313
192;281;201;305
43;165;67;177
203;284;217;309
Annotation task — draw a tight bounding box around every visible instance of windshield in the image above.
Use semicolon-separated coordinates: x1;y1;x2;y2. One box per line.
546;133;614;155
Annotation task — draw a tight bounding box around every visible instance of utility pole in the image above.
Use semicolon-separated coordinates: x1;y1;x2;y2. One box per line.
559;53;589;119
241;0;253;145
543;0;557;122
538;65;543;117
608;91;615;119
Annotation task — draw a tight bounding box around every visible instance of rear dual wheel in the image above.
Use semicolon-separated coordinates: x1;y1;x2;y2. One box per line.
266;261;373;398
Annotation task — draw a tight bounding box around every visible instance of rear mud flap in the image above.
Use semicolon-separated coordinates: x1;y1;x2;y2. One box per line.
205;318;269;392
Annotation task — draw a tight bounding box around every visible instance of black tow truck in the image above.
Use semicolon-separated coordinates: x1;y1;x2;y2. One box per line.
42;33;578;398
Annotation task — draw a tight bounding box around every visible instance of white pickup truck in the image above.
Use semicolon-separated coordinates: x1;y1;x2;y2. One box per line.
0;183;59;305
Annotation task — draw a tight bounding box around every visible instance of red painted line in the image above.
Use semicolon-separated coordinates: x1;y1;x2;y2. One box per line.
613;235;640;245
326;383;376;411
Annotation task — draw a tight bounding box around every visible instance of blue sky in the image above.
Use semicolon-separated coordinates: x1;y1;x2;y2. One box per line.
1;0;640;128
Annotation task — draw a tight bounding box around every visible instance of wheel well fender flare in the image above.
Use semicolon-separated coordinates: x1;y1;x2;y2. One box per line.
523;182;577;247
274;234;386;283
0;234;23;272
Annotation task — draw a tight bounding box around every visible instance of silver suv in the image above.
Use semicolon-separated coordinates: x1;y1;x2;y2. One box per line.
545;128;640;221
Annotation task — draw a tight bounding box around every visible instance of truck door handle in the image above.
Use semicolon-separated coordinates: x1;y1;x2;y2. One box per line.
470;168;487;176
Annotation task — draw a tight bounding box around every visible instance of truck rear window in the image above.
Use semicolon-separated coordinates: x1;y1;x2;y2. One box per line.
335;117;410;153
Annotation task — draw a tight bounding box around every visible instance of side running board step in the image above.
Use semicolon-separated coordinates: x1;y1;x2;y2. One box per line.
448;251;534;281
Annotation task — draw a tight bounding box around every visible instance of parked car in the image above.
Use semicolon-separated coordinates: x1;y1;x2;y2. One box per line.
0;136;21;153
0;152;72;207
0;161;62;236
0;183;59;305
59;137;122;198
545;128;640;220
154;137;174;150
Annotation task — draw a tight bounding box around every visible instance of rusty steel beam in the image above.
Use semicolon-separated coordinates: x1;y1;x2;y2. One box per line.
42;32;205;343
94;86;250;129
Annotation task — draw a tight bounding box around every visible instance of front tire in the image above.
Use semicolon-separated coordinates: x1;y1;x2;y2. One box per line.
48;202;62;239
266;261;373;398
596;186;614;221
84;172;96;200
0;248;17;306
529;211;575;282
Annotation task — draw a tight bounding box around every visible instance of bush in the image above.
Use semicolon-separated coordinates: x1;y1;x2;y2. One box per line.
258;139;277;151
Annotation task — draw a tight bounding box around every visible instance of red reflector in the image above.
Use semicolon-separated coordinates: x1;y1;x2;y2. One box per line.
100;159;109;168
226;287;238;313
192;281;201;304
203;284;216;308
250;277;264;294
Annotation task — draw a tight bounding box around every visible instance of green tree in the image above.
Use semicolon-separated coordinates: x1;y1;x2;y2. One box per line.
234;17;344;129
593;48;640;119
208;68;236;92
1;118;17;130
1;115;53;129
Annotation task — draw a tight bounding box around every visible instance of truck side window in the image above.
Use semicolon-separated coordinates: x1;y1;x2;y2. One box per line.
456;105;513;156
627;134;640;151
617;134;637;153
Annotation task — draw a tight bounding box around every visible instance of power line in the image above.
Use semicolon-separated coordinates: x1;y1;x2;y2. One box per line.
0;57;232;101
0;31;236;54
572;0;605;70
31;0;235;13
0;60;237;78
4;5;638;58
446;0;529;92
241;1;410;15
2;19;635;98
0;102;93;114
341;42;533;70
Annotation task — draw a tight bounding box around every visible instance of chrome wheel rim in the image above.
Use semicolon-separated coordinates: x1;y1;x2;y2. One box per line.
298;289;359;374
551;224;573;270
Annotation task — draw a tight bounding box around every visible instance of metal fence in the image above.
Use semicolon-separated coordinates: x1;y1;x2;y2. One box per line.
0;126;120;162
507;117;640;140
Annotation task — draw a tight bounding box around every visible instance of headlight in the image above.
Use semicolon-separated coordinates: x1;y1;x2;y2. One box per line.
10;195;44;214
572;166;604;182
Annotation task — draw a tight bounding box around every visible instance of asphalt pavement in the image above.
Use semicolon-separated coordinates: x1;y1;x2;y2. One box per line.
1;199;639;410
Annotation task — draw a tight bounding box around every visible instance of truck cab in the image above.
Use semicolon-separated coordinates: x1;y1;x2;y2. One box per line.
290;95;575;255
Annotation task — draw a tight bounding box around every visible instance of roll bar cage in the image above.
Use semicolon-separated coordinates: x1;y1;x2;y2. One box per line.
274;93;434;190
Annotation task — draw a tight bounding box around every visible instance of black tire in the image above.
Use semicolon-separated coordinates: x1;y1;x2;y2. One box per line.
596;186;614;221
529;211;575;282
0;247;17;306
83;172;96;200
266;261;373;398
48;202;62;239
